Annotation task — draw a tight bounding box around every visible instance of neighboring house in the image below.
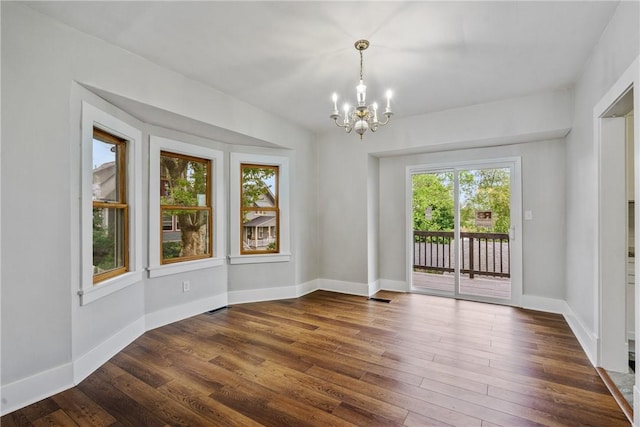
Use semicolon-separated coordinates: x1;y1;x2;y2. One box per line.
92;161;117;233
160;173;181;243
92;161;116;201
243;190;277;250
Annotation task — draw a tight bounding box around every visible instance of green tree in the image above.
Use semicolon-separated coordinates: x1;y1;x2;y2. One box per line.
412;169;511;234
412;172;454;232
241;166;276;207
459;169;510;233
93;208;115;272
161;156;209;257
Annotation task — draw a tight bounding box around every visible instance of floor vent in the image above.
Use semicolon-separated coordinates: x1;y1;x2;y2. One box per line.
369;297;392;303
207;306;230;314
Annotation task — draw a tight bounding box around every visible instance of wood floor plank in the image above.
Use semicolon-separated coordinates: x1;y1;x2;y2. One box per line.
487;384;630;426
1;410;35;427
2;291;630;426
309;365;543;427
108;370;217;427
20;399;60;423
75;366;170;427
209;355;342;414
109;351;172;389
306;365;482;426
156;380;264;427
30;409;79;427
50;388;116;427
404;411;456;427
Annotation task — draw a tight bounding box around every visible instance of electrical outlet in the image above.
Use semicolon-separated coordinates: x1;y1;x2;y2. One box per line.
182;280;191;292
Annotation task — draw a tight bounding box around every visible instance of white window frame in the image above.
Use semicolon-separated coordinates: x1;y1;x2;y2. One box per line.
148;136;225;277
230;152;291;264
79;102;143;305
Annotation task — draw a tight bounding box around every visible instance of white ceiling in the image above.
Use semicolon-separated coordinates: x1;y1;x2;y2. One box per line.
25;1;620;134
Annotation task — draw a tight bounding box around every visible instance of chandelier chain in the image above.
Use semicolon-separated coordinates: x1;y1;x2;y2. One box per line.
360;49;364;81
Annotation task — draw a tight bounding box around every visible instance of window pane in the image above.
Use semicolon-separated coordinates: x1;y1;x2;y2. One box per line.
242;210;278;252
160;153;209;207
92;138;120;202
93;207;126;275
162;208;210;262
162;213;174;231
241;165;277;207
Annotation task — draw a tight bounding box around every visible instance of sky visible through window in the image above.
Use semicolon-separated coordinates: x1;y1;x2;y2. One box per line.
93;138;114;168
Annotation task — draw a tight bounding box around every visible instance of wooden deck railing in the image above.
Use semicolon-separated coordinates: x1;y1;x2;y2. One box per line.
413;230;510;278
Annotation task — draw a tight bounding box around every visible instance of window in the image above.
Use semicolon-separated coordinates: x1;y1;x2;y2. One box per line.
230;153;290;264
80;101;143;305
241;164;279;254
92;128;128;283
160;151;212;264
148;136;224;277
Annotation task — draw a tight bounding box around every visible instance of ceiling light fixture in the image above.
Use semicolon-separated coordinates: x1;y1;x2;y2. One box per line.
330;39;393;140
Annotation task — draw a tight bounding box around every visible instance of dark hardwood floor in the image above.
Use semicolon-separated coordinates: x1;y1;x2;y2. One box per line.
1;290;630;426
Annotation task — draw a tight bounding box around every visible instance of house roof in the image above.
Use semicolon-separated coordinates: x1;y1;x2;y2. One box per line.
243;216;276;228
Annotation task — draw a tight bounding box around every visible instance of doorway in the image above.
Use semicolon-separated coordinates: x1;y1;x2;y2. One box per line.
597;85;635;409
408;159;522;306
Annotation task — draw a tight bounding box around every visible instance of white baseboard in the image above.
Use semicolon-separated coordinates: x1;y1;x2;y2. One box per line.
145;293;228;331
368;280;381;296
379;279;409;292
561;301;598;366
521;294;566;313
73;316;145;384
228;285;299;305
316;278;370;296
296;279;319;297
1;363;73;416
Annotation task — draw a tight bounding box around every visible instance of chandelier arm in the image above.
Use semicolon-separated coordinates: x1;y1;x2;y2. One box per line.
333;118;347;128
333;117;354;133
375;115;392;127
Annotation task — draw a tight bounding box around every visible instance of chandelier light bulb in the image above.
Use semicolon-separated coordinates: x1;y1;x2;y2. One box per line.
356;80;367;106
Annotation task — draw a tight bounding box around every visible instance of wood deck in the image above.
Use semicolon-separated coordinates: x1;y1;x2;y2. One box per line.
1;290;629;426
413;271;511;299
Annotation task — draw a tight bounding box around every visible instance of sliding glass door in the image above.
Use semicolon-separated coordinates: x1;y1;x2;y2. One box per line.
409;160;521;305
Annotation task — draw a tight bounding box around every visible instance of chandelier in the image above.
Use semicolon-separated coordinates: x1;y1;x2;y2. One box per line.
330;39;393;139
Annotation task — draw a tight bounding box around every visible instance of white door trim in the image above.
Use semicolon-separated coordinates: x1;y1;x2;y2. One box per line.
593;57;638;375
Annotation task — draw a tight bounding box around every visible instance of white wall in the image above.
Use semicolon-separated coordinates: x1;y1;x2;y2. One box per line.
1;2;316;414
317;140;371;284
316;88;572;295
564;0;639;353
